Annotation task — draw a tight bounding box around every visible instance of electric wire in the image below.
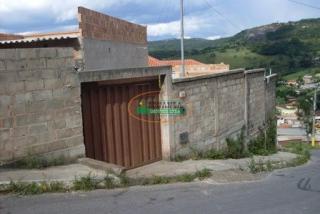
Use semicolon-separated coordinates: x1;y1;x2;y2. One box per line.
288;0;320;11
203;0;242;31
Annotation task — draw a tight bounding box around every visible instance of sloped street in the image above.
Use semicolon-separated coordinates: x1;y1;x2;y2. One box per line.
1;150;319;214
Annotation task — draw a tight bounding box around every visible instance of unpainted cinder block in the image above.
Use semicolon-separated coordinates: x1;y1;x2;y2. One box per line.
31;90;52;101
24;80;44;91
39;48;57;58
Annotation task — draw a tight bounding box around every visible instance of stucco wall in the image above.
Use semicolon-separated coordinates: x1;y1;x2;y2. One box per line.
0;48;85;162
168;69;275;157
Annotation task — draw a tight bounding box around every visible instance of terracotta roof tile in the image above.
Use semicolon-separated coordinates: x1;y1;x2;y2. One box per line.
148;56;204;67
148;56;166;67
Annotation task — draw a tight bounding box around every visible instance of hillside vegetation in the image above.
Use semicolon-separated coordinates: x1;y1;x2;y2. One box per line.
148;18;320;79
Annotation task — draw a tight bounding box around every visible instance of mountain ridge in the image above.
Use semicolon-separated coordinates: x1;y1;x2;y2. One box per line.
148;17;320;76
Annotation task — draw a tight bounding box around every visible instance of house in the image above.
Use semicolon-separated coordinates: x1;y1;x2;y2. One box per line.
0;7;276;169
303;75;314;84
287;80;297;87
148;56;229;78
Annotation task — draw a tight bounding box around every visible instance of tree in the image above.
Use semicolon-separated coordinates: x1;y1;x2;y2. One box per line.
296;90;316;140
297;76;304;88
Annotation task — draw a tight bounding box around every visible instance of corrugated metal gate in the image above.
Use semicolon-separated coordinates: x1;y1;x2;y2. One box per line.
81;79;162;169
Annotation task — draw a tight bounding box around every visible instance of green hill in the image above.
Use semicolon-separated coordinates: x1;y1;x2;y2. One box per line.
148;18;320;79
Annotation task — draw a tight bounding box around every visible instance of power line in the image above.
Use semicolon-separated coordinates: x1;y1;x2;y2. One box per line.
288;0;320;10
203;0;242;31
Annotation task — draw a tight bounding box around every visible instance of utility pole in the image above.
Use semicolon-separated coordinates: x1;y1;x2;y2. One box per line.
180;0;185;77
312;87;317;147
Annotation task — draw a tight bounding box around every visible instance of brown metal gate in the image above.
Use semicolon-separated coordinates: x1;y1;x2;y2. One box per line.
81;78;162;169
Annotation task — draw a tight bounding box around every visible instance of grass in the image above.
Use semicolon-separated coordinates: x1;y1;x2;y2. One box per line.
0;169;212;195
248;142;313;173
1;181;65;195
248;158;275;174
175;121;277;162
72;173;99;191
1;154;77;169
174;148;228;162
193;47;279;70
125;168;212;186
283;142;311;159
174;147;252;162
282;67;320;80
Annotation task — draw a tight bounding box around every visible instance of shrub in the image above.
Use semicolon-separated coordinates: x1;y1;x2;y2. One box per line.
248;158;267;173
73;174;98;191
283;142;311;166
104;176;116;189
226;128;247;159
149;176;171;184
194;168;211;180
175;174;195;182
201;149;226;159
248;119;277;155
117;172;132;187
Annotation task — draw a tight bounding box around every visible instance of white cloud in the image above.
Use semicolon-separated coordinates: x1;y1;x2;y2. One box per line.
0;0;119;24
17;25;78;35
0;0;212;25
0;0;319;39
206;35;221;40
147;14;214;37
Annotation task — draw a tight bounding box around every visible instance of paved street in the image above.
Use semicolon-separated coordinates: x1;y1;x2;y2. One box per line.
277;127;320;142
1;150;320;214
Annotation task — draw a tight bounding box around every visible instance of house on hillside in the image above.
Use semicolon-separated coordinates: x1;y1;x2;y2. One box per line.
148;56;229;78
0;7;276;169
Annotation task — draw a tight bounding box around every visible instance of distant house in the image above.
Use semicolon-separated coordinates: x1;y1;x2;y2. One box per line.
303;75;314;84
148;56;229;78
287;80;297;87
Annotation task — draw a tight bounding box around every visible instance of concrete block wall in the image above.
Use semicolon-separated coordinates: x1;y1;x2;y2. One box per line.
0;47;84;162
265;74;277;119
171;77;218;154
246;70;267;136
169;69;275;157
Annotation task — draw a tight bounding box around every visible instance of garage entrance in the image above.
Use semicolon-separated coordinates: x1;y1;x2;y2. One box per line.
81;78;162;169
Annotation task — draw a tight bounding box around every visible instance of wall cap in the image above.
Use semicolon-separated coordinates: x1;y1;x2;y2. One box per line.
244;68;265;74
172;68;245;84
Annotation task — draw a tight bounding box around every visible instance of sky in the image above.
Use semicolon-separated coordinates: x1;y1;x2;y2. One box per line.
0;0;319;41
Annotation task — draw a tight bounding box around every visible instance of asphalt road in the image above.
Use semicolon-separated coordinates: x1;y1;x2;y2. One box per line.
1;150;320;214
